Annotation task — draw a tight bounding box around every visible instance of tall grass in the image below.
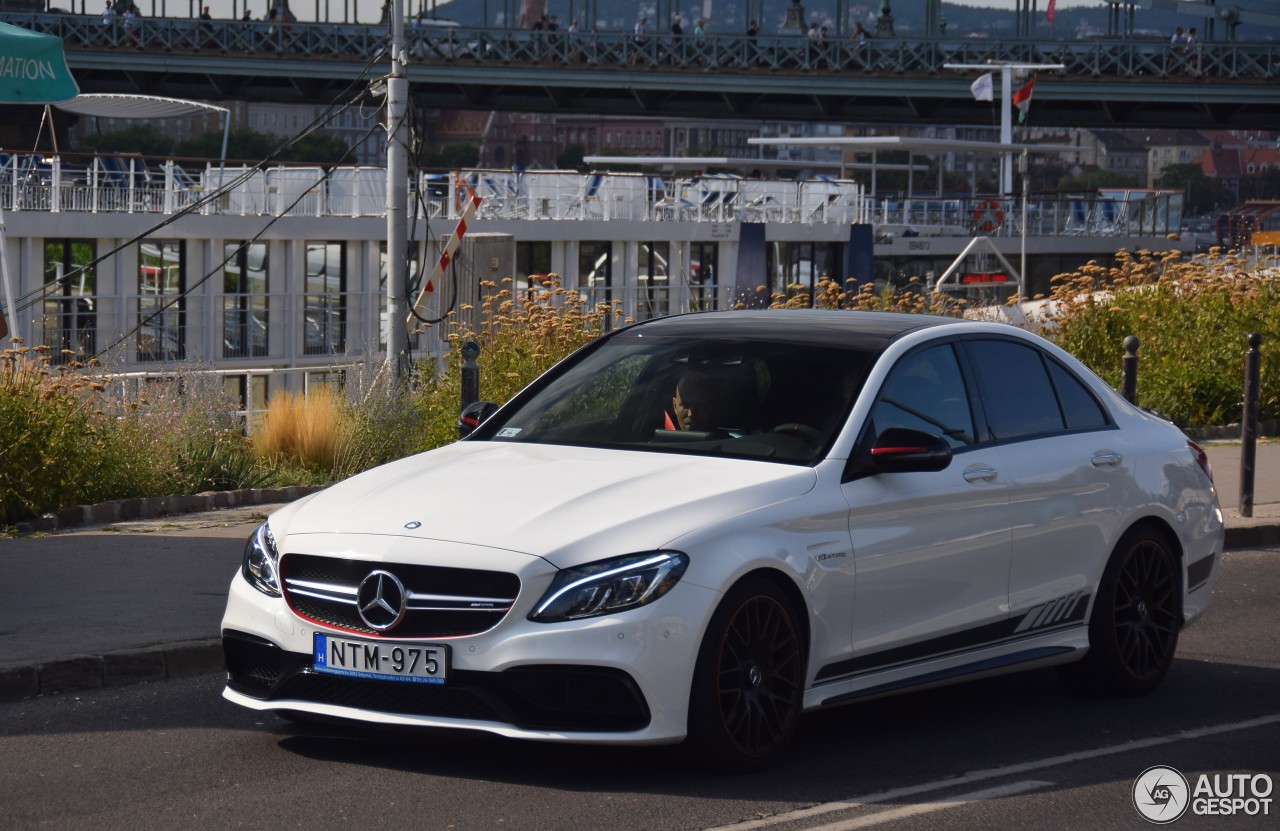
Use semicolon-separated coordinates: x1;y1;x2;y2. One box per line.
409;276;624;452
5;252;1275;525
1;344;270;525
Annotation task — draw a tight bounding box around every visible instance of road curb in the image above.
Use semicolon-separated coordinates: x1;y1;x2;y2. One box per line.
1224;524;1280;550
0;639;224;703
13;486;327;536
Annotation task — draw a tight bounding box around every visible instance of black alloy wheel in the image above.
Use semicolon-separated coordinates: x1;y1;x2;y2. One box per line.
688;577;805;771
1060;526;1181;696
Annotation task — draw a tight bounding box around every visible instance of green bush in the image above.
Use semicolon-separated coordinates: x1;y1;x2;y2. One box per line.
1047;249;1280;427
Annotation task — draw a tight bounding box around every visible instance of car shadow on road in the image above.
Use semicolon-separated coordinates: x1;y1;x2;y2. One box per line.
268;657;1280;800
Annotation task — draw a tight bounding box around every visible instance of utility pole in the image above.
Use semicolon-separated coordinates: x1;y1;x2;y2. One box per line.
944;61;1063;195
385;0;410;381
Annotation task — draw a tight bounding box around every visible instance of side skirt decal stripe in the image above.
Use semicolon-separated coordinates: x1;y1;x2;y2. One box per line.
819;646;1078;706
815;593;1090;683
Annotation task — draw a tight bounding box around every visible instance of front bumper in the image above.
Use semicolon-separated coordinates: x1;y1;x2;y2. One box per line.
219;566;717;745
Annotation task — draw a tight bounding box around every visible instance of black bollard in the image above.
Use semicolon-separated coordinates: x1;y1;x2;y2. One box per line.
460;340;480;411
1240;333;1262;517
1122;335;1140;404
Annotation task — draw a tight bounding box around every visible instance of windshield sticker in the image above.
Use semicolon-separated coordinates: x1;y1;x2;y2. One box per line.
496;427;522;438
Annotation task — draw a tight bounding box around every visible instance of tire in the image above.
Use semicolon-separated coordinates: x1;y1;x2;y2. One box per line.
1059;526;1181;696
686;576;806;772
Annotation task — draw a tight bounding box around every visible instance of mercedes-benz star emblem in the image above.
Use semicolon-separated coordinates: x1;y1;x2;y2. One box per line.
356;570;408;631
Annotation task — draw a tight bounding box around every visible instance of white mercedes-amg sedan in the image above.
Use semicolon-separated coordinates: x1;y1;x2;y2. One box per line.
221;310;1223;770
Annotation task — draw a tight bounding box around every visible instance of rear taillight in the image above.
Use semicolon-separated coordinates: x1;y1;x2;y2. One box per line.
1188;440;1213;483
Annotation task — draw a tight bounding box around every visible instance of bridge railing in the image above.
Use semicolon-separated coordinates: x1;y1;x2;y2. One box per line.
4;12;1278;80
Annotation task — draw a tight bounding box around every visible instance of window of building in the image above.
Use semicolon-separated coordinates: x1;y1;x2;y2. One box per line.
136;240;185;362
767;241;841;304
690;241;720;311
222;241;269;359
41;240;97;364
303;241;346;355
517;241;553;299
637;241;670;321
579;241;613;315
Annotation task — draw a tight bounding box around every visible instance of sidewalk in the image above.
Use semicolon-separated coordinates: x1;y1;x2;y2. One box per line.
0;442;1275;704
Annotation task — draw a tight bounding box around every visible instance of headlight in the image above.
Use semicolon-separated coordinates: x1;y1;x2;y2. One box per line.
529;551;689;623
241;522;281;597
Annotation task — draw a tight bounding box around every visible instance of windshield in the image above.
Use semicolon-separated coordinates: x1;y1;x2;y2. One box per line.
473;332;874;464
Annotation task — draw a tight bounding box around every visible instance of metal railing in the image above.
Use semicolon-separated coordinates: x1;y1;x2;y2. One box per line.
5;12;1278;80
0;151;1184;238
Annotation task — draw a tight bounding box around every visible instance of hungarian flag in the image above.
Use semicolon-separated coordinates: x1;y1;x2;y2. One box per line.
1013;77;1035;123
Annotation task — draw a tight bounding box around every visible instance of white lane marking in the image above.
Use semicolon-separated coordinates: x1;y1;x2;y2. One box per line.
805;780;1053;831
708;712;1280;831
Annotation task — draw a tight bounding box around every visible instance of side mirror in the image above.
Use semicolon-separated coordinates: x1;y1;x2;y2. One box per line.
457;401;499;438
868;427;952;474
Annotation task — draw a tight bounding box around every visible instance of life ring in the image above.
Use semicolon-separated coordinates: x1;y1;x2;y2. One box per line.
973;200;1005;233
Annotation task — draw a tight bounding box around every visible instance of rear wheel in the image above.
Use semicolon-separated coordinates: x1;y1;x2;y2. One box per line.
686;576;805;772
1060;526;1181;696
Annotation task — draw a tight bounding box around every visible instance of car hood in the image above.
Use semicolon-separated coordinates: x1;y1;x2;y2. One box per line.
275;441;817;568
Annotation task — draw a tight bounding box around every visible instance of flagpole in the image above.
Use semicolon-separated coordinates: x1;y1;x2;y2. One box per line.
945;62;1064;196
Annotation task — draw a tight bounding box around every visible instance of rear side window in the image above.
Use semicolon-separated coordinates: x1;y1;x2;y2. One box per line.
966;340;1064;440
1047;359;1109;429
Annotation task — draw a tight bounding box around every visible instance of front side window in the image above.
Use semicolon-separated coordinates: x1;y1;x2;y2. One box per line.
869;343;976;448
222;241;269;359
137;239;184;362
41;240;96;364
304;241;346;355
475;334;872;465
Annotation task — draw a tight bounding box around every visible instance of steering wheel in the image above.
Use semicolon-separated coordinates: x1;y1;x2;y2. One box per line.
770;423;825;448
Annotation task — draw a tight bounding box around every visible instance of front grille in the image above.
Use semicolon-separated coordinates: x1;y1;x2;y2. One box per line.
280;553;520;638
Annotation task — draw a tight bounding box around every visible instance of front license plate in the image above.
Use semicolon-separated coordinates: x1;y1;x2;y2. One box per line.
313;633;449;685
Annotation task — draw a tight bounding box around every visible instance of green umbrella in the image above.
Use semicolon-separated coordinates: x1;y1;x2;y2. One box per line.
0;21;79;104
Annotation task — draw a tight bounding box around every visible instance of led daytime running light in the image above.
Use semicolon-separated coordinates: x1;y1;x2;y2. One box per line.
530;552;688;622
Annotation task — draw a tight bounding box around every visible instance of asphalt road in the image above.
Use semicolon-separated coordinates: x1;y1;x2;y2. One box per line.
1;547;1275;831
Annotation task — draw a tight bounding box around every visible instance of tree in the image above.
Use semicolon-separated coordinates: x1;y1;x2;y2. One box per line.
1056;169;1142;192
80;123;174;157
171;127;352;163
1240;168;1280;202
556;143;587;171
417;142;480;169
1156;163;1228;216
285;132;354;164
175;127;280;161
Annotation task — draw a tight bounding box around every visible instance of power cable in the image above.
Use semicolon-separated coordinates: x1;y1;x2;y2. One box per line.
90;117;386;362
12;44;390;317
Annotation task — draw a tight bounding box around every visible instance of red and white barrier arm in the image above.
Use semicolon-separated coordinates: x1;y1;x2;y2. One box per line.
407;174;482;320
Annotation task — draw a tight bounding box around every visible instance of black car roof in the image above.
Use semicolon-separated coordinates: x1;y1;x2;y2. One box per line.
619;310;971;350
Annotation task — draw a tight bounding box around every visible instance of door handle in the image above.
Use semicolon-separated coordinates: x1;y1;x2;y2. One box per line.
1091;452;1123;468
963;466;998;483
